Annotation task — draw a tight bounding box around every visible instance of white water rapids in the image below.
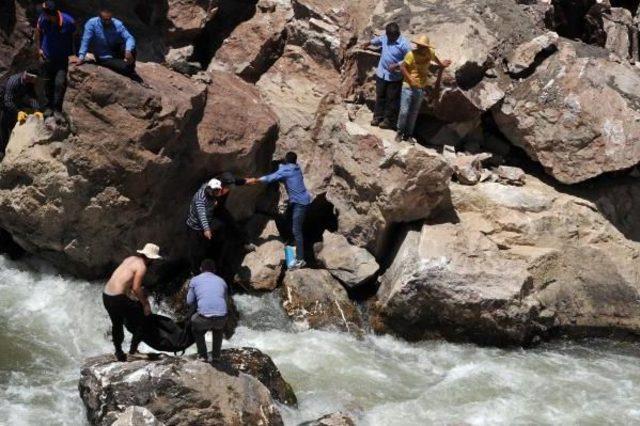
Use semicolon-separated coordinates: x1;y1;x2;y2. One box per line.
2;255;640;425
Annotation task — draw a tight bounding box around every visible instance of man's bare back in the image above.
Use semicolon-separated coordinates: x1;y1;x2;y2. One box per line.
104;256;148;297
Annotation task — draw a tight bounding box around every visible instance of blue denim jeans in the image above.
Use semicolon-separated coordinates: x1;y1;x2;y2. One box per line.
290;203;308;260
396;86;425;137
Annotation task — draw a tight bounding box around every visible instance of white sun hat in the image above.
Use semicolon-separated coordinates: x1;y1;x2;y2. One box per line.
206;178;222;190
137;243;162;259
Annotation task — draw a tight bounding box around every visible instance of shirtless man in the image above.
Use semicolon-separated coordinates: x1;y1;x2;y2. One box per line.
102;243;162;361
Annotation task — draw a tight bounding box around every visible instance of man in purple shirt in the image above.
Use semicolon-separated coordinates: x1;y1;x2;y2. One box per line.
365;23;411;129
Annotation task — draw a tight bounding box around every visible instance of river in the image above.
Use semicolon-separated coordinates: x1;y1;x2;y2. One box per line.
2;255;640;425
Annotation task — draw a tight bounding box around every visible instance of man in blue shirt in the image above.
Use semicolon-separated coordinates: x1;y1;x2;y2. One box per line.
247;151;312;270
187;259;228;362
35;1;76;114
365;22;411;129
76;6;139;80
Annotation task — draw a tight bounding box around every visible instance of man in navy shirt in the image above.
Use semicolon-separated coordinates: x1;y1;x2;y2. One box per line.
247;152;312;270
76;5;139;80
0;69;40;156
35;1;76;114
365;23;411;129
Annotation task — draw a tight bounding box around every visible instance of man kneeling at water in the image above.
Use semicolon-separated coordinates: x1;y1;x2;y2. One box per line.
103;243;162;361
187;259;228;362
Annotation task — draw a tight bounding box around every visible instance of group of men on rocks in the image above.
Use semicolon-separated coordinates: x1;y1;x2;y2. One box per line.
103;151;311;363
0;2;140;156
365;23;452;143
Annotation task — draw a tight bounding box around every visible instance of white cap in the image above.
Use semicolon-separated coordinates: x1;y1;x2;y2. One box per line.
206;178;222;190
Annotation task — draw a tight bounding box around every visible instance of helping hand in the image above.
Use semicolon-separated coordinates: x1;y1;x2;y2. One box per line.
143;304;152;316
73;57;84;66
204;229;213;240
441;59;452;68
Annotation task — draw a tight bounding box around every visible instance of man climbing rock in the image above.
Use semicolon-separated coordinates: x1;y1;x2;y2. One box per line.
102;243;162;362
35;1;76;115
76;5;140;81
187;259;228;362
365;22;411;129
0;68;41;157
186;173;252;276
395;35;451;143
246;152;312;270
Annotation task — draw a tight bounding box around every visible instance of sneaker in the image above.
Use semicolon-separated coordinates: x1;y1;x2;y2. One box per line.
115;350;127;362
379;120;394;130
370;118;382;127
289;259;306;270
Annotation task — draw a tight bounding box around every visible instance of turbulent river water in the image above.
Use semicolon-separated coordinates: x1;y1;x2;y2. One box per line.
3;255;640;425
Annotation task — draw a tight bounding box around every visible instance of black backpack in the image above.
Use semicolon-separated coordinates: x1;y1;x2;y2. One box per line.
139;314;195;354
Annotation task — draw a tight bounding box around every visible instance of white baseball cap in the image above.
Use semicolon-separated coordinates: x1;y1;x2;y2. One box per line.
206;178;222;190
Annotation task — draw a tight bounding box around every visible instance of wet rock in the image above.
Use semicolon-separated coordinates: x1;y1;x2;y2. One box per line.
105;406;163;426
327;131;452;256
219;347;297;406
79;352;284;426
208;0;291;81
506;31;559;75
236;239;285;291
281;269;363;332
0;64;276;278
373;176;640;346
301;412;356;426
494;40;640;184
314;231;379;288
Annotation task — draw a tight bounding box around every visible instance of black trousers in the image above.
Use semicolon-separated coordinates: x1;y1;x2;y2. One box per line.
0;107;17;157
41;59;68;112
191;313;226;360
103;293;145;354
96;49;140;81
373;76;402;125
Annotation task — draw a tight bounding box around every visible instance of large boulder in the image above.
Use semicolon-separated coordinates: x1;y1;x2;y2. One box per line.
282;269;363;332
0;1;35;79
326;127;452;256
494;40;640;184
79;352;284;425
0;64;277;278
208;0;291;82
373;176;640;346
314;231;379;288
166;0;217;46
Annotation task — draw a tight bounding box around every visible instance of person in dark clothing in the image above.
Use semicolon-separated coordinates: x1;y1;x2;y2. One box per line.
364;22;411;129
187;259;228;362
186;173;252;275
35;1;76;114
0;69;40;156
76;6;139;80
103;243;162;362
247;152;312;270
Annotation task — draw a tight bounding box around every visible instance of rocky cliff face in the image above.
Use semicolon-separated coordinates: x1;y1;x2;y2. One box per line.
3;0;640;350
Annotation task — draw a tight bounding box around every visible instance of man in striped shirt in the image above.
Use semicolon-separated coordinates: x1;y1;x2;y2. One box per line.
0;69;41;157
186;173;251;275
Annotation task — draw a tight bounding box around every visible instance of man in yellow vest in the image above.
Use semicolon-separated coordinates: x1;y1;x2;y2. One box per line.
395;34;451;142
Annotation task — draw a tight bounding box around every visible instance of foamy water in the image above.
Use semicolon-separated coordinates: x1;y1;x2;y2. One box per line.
2;256;640;425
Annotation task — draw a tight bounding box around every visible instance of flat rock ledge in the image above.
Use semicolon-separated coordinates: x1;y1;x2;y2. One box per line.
79;347;294;426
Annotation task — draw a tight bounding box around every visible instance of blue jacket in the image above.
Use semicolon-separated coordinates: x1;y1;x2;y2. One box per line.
187;272;228;317
260;163;312;205
78;17;135;61
371;34;411;81
37;11;76;61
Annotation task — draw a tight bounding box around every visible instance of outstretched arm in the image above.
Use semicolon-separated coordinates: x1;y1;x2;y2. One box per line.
132;268;151;316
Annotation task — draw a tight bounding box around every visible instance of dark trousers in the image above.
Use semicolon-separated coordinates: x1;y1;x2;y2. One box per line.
96;48;140;81
289;203;308;260
0;107;17;156
41;59;68;112
103;293;145;354
191;313;226;360
373;76;402;125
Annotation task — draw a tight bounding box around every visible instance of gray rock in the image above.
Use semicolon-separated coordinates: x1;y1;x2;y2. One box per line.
314;231;379;288
79;352;284;426
165;46;201;76
106;407;164;426
506;31;559;75
496;165;526;186
300;412;356;426
282;269;363;333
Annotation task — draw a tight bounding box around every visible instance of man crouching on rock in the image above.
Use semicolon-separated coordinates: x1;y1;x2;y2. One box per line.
103;243;162;362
